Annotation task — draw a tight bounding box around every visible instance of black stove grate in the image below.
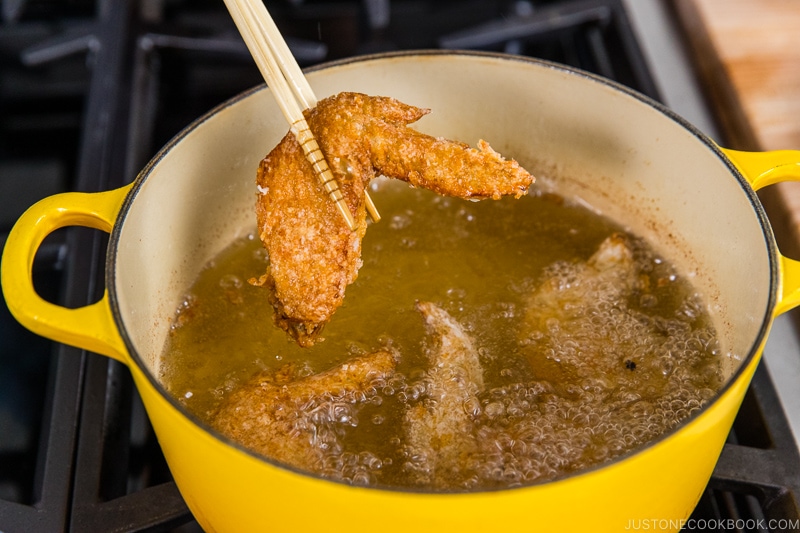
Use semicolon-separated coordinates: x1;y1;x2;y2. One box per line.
688;365;800;532
0;1;798;532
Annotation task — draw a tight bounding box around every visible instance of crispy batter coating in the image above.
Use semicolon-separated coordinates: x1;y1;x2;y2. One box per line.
402;301;484;489
210;349;397;480
525;233;637;329
522;233;642;388
253;92;534;346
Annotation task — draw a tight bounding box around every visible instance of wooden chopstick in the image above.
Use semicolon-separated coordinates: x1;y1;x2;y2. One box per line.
223;0;381;229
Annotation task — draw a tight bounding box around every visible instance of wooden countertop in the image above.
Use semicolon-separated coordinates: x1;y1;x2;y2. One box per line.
672;0;800;255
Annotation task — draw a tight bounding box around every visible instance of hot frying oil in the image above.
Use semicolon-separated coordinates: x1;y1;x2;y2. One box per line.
160;181;723;490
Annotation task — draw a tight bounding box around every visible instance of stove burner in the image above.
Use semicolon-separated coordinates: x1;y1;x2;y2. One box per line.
1;1;798;531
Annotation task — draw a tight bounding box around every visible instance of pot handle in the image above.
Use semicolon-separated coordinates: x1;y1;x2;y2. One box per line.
0;184;133;364
722;148;800;316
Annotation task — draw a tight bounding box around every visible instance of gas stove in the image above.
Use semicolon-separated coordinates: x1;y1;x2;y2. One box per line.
1;1;798;531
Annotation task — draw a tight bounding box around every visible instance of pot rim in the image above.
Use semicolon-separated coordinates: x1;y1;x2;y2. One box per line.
107;49;779;493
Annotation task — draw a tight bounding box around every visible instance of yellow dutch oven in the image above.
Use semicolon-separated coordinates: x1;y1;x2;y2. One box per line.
3;51;800;532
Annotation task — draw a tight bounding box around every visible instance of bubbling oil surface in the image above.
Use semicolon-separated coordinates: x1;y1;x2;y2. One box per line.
160;181;723;490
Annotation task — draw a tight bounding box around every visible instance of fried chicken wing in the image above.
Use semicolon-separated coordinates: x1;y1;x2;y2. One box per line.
402;301;485;489
253;92;534;346
521;233;668;391
210;349;397;482
526;233;637;328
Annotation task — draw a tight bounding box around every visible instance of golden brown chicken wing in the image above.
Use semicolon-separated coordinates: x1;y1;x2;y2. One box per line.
519;231;700;401
525;233;637;329
253;92;534;347
402;301;485;489
210;349;398;482
521;233;640;387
